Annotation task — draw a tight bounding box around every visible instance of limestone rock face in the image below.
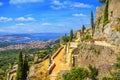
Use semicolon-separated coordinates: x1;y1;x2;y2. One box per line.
95;0;120;45
94;18;120;45
109;0;120;20
96;0;120;22
96;5;104;22
73;43;119;77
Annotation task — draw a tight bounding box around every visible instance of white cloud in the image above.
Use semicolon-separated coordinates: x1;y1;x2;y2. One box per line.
50;5;62;10
0;2;3;6
0;17;13;22
72;3;91;8
51;0;92;10
41;23;52;26
72;13;86;17
50;0;64;10
15;17;35;21
16;23;26;26
52;0;62;6
0;29;5;32
9;0;43;4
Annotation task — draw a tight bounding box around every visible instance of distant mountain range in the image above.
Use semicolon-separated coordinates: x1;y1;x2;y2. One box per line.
0;33;67;43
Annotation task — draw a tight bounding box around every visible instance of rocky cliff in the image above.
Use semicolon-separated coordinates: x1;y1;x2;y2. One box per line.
96;0;120;22
72;43;120;77
94;0;120;46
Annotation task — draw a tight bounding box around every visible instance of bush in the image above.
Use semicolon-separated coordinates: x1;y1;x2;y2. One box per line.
88;65;98;80
82;34;92;41
37;50;50;58
60;36;69;44
52;43;61;54
62;67;88;80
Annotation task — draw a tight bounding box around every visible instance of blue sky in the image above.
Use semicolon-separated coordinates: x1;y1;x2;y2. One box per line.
0;0;102;33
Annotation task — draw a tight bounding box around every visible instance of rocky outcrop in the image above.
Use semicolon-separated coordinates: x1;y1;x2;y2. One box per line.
95;0;120;45
72;43;119;77
94;18;120;45
108;0;120;20
96;0;120;22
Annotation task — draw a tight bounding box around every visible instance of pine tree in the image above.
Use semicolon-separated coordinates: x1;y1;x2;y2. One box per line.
16;51;23;80
91;11;95;37
23;55;29;80
69;29;73;41
103;0;109;26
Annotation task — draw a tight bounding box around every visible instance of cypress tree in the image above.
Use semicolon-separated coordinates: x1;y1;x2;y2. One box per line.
99;0;106;3
82;25;86;34
91;11;95;37
16;51;23;80
69;29;73;41
23;55;29;80
103;0;109;26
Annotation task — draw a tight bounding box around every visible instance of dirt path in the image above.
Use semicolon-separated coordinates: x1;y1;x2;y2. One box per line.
94;41;115;47
50;46;71;80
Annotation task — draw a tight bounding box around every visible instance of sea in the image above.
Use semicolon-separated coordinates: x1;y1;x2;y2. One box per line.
0;33;67;43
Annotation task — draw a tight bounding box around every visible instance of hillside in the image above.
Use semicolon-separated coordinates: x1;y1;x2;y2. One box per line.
6;0;120;80
72;42;120;77
70;0;120;79
95;0;120;45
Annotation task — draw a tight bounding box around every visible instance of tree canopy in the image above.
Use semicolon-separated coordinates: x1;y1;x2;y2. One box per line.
99;0;106;3
82;25;86;34
103;0;109;26
91;11;95;37
69;29;73;41
16;52;23;80
16;52;29;80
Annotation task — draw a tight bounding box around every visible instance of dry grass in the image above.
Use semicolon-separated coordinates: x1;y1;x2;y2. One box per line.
33;59;50;80
50;46;71;80
112;24;120;31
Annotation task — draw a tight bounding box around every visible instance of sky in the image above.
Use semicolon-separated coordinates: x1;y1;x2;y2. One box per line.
0;0;102;33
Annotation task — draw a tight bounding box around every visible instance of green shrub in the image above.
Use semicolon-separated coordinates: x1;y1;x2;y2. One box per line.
60;36;69;44
82;34;92;41
62;67;88;80
52;43;60;54
88;65;98;80
37;50;50;58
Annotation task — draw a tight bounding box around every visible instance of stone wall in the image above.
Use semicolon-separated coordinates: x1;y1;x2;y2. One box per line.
48;47;63;74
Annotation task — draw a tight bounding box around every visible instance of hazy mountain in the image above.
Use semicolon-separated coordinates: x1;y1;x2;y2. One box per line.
0;33;66;43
